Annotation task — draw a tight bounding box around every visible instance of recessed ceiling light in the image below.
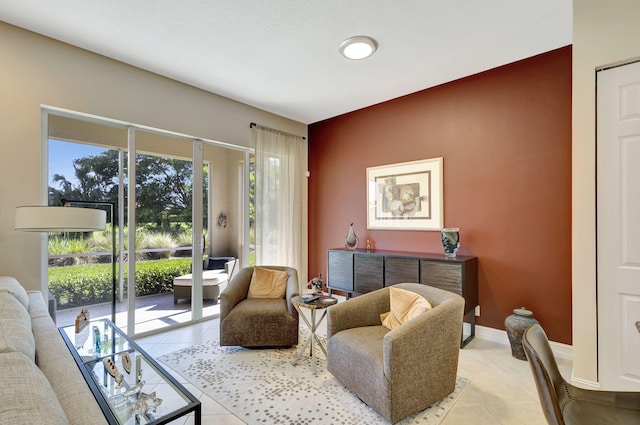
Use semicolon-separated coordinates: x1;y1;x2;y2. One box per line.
339;36;378;60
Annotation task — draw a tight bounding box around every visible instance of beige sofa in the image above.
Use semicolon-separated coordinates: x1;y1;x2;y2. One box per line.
0;276;107;425
327;283;465;424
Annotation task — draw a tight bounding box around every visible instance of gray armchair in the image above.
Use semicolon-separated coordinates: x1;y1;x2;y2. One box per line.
523;324;640;425
220;266;299;347
327;283;464;424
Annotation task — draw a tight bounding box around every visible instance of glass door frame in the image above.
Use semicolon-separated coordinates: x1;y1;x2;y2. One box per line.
42;105;253;338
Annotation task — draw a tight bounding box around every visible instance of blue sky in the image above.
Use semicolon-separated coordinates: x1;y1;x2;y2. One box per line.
48;139;107;187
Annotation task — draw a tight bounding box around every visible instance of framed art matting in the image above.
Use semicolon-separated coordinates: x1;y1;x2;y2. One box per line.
367;157;443;231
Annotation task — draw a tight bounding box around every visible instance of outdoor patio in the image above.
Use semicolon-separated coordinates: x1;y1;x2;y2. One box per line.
55;292;222;336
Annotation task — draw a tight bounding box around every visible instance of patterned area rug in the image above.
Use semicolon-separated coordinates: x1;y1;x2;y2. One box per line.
158;334;469;425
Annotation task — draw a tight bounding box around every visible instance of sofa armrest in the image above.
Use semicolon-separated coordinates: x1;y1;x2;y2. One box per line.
383;294;464;384
327;287;391;339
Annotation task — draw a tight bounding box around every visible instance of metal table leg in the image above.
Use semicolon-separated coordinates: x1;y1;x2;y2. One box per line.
291;305;329;375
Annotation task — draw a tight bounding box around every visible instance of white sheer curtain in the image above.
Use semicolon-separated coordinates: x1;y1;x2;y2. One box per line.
253;125;306;275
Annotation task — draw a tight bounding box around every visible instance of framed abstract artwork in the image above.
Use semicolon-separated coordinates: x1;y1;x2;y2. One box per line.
366;157;443;231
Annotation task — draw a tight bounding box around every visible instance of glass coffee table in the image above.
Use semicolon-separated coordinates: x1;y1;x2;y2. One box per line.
59;319;201;425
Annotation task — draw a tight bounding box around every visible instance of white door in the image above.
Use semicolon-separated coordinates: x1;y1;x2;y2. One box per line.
597;61;640;390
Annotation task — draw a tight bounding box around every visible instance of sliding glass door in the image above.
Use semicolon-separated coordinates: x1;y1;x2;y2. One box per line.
130;130;197;333
47;114;128;328
45;107;251;337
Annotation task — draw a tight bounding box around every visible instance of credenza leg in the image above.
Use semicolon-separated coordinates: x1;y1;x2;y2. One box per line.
461;309;476;348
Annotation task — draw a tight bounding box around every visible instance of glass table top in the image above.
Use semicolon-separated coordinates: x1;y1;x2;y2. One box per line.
60;319;200;425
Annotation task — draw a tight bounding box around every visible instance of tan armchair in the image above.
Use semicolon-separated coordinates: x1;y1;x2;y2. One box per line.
327;283;464;424
220;266;299;347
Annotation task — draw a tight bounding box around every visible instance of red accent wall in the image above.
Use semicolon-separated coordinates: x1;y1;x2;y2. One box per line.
308;46;572;344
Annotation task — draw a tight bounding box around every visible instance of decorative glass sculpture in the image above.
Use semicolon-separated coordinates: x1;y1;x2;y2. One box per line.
308;274;324;293
441;228;460;257
345;222;359;250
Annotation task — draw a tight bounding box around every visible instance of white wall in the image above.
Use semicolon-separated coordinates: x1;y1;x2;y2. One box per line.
206;145;245;259
0;22;308;292
572;0;640;385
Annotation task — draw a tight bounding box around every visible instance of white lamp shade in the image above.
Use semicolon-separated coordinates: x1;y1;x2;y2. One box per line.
15;206;106;232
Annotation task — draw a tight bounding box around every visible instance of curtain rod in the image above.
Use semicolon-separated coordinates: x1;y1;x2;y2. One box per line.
250;122;306;140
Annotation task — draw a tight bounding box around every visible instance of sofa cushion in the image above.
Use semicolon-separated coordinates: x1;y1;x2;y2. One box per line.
0;276;29;310
380;286;432;330
0;351;69;425
0;293;35;361
247;266;288;299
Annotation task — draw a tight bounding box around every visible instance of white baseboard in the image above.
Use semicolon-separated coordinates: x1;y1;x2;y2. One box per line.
473;325;606;389
571;375;600;389
474;324;573;361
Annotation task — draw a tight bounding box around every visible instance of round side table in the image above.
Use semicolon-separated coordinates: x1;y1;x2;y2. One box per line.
291;294;338;375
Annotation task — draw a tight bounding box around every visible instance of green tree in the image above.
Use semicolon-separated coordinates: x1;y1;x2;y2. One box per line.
48;148;207;232
49;150;120;205
135;154;194;229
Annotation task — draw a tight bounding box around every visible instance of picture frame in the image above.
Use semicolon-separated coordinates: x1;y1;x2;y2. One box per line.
367;157;443;231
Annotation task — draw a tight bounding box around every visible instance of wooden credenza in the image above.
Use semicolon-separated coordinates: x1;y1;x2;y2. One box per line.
327;248;478;347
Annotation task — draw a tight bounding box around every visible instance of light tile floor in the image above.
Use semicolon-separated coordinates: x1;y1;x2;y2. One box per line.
133;317;573;425
56;293;222;335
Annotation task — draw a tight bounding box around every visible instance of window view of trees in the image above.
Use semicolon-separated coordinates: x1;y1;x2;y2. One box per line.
45;117;251;332
48;145;208;233
47;140;208;309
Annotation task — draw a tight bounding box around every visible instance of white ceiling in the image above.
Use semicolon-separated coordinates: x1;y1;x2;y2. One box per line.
0;0;572;124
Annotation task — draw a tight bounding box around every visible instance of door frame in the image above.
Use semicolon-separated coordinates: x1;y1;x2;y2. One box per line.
42;105;252;337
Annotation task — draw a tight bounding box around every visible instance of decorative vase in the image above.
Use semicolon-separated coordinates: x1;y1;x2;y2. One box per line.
441;228;460;257
505;307;539;360
345;222;359;250
93;326;101;353
308;273;324;294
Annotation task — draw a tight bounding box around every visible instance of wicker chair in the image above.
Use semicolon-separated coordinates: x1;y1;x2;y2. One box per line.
219;266;299;347
327;283;464;424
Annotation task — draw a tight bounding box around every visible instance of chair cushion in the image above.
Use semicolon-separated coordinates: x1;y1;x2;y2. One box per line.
247;266;288;299
380;286;432;330
205;256;235;270
226;298;291;322
221;298;298;346
0;276;29;310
